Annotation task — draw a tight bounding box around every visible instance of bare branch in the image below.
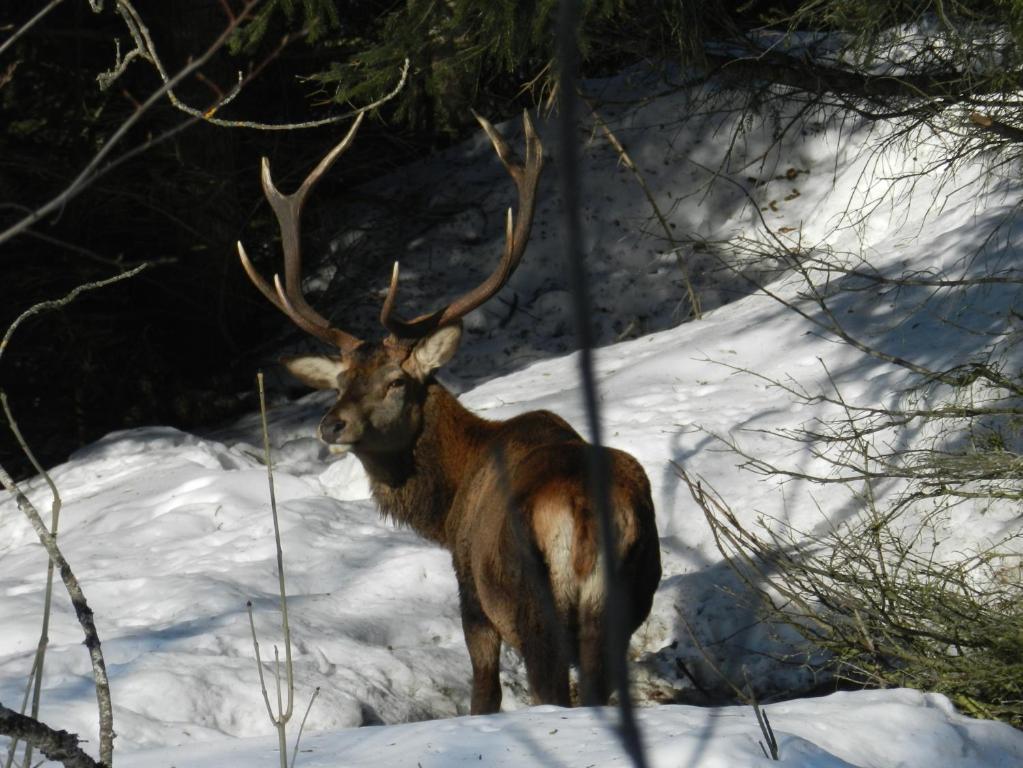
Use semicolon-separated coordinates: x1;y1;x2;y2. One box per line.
0;265;151;767
0;703;103;768
0;459;115;766
0;5;257;249
0;265;150;361
0;0;65;59
99;1;410;131
1;390;62;768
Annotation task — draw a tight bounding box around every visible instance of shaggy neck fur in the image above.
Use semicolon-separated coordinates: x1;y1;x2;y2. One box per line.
354;382;494;546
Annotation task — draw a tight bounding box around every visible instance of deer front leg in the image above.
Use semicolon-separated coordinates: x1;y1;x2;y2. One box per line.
458;580;503;714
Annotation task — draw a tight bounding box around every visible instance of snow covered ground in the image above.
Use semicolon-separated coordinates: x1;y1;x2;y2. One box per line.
125;691;1023;768
2;69;1022;766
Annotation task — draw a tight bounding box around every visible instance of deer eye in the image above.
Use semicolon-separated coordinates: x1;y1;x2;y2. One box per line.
386;378;406;393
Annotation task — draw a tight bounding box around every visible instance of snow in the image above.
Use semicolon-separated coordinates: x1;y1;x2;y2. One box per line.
124;691;1023;768
2;69;1022;767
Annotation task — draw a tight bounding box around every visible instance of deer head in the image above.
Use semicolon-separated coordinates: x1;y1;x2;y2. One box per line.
237;111;543;455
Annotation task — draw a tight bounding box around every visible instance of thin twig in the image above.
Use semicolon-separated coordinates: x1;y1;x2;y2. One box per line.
194;58;410;130
3;653;38;768
0;265;150;360
246;601;277;723
586;100;702;320
258;372;294;723
246;371;306;768
0;0;65;59
753;702;779;761
290;687;320;768
744;670;779;761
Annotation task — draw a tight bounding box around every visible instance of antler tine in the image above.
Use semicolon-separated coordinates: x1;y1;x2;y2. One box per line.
237;240;284;309
379;261;446;339
239;238;352;347
380;110;544;341
238;112;366;353
270;274;357;350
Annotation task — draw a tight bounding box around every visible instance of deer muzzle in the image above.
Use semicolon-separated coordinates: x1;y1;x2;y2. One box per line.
318;411;362;453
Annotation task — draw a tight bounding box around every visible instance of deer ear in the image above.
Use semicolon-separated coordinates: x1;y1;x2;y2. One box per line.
281;355;348;390
406;324;462;380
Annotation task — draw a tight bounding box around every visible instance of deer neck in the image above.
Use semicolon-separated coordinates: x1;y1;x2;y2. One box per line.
356;381;494;546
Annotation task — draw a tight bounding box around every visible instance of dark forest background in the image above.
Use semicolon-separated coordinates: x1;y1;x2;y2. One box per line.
2;0;1021;478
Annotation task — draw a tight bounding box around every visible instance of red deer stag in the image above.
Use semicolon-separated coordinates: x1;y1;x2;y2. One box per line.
237;111;661;713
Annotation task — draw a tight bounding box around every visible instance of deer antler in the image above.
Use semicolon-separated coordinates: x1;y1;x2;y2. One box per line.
237;112;366;353
380;110;544;340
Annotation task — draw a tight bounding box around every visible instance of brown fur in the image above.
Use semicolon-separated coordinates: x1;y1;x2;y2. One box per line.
307;344;661;713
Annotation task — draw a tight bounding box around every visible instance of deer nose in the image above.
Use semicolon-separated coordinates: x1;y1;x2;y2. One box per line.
320;417;348;443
